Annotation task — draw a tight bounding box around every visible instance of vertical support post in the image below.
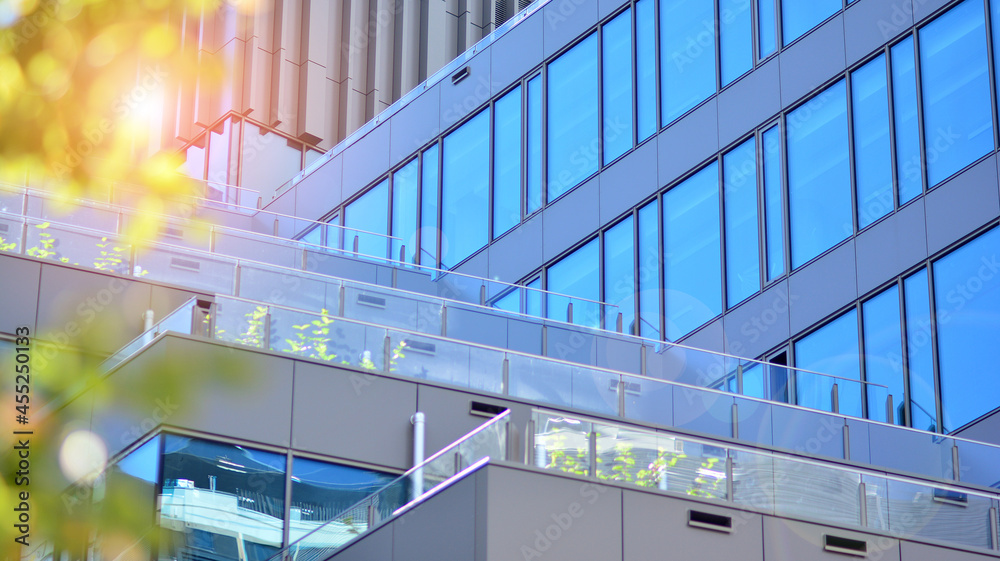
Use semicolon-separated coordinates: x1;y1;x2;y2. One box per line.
736;363;744;395
383;335;391;373
588;430;597;478
952;445;960;481
831;383;840;414
399;244;406;263
411;412;426;501
502;357;510;395
441;302;448;336
886;394;894;425
262;311;272;350
989;507;998;550
338;283;346;317
731;403;739;439
843;424;851;461
233;263;242;296
368;502;378;529
725;455;734;501
142;310;155;345
859;482;868;527
616;312;623;333
480;284;487;306
273;218;279;237
618;380;626;417
566;302;574;324
640;344;647;376
353;234;360;254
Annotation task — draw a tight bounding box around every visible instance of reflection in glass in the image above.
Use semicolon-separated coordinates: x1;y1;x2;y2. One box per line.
159;435;286;561
758;0;777;58
638;201;661;339
919;0;993;187
548;33;599;201
494;86;522;238
933;227;1000;432
241;122;303;198
723;137;760;307
720;0;753;85
526;277;542;318
862;285;905;424
420;145;439;267
903;269;937;432
547;239;600;327
636;0;657;142
892;37;922;204
660;0;716;123
664;163;721;340
344;179;389;259
787;80;851;268
392;159;419;263
99;437;161;561
603;9;633;164
527;75;543;213
794;310;862;417
782;0;839;46
604;216;635;332
852;54;893;229
442;109;490;268
762;126;784;280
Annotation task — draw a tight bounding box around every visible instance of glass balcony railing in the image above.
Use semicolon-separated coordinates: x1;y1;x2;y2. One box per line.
269;410;510;561
531;410;1000;552
97;296;203;373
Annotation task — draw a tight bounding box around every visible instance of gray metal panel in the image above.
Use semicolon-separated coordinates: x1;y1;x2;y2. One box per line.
541;176;600;263
717;59;781;149
856;199;928;296
657;98;720;188
723;280;793;360
763;517;900;561
507;317;544;356
952;407;1000;446
341;122;392;203
292;360;417;470
237;265;328;311
900;540;997;561
735;397;774;446
846;418;872;464
304;250;379;284
0;255;40;334
598;139;658;227
595;333;642;375
770;406;845;459
213;232;300;268
490;11;543;96
541;0;599;59
484;466;623;561
844;0;914;67
440;47;493;132
867;422;953;480
329;524;393;561
599;0;628;20
453;244;490;280
489;213;543;283
678;317;725;355
265;187;298;239
415;385;517;457
393;268;439;296
925;154;1000;255
545;324;598;366
149;284;203;322
672;386;734;438
445;306;509;348
778;14;847;107
623;490;764;561
788;241;858;335
294;153;344;222
392;471;479;561
912;0;957;25
375;264;395;287
389;84;441;167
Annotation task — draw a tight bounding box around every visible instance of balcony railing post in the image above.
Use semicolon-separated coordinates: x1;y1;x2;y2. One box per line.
587;430;597;478
831;383;839;414
858;482;868;527
616;312;623;333
566;302;573;324
736;364;744;396
885;394;894;425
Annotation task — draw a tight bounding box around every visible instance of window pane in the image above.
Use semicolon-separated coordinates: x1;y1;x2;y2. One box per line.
664;163;722;340
794;310;862;417
660;0;716;123
241;122;303;198
207;118;238;201
603;9;634;164
636;0;657;141
548;34;599;200
892;37;923;204
933;227;1000;432
762;126;785;280
159;436;286;559
919;0;993;187
344;179;389;259
527;75;543;213
782;0;840;46
494;86;522;238
442;109;490;268
392;159;419;264
100;437;160;559
182;142;206;180
420;145;439;267
289;457;397;543
903;269;937;432
862;285;905;425
724;137;760;307
604;216;635;332
758;0;777;58
638;200;661;339
787;80;851;269
720;0;753;85
852;54;893;229
547;239;600;327
526;277;542;317
494;289;519;313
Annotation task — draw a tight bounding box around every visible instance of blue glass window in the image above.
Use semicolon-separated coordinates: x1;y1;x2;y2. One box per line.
933;227;1000;432
420;145;439;267
636;0;657;142
862;285;905;425
903;269;937;432
441;109;490;268
344;179;389;259
494;86;522;238
794;310;863;417
852;54;893;229
787;80;851;269
660;0;716;123
782;0;840;46
664;163;722;340
724;137;760;307
548;34;599;201
494;289;519;314
891;37;922;204
527;75;543;213
547;239;600;327
638;200;661;339
392;159;419;263
526;277;542;318
603;10;634;164
604;216;635;332
762;125;785;280
919;0;993;187
720;0;753;85
758;0;777;58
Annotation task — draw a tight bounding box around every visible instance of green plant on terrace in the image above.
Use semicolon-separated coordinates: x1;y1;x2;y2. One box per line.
0;235;15;252
214;305;269;349
25;222;68;263
541;431;590;476
687;455;726;498
93;237;126;273
285;309;338;362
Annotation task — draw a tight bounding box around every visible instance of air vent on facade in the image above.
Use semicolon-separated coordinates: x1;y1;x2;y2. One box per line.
495;0;509;26
518;0;532;10
357;294;387;308
159;226;184;239
470;401;507;418
932;488;969;505
451;66;470;84
607;380;642;395
170;257;201;272
404;339;436;355
823;535;867;557
0;223;8;233
687;510;732;533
